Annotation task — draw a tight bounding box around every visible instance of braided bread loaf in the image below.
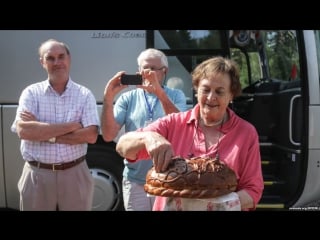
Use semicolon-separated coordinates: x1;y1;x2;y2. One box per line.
144;156;238;198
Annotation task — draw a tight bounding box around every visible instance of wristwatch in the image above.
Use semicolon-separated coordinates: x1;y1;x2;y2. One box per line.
48;137;56;144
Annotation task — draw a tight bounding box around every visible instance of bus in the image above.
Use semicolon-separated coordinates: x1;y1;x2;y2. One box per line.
1;30;319;210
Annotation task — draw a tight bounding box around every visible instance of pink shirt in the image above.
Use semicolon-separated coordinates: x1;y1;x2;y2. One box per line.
135;104;264;210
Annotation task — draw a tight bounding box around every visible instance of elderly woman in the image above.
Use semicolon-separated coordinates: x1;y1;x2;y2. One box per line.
116;56;264;211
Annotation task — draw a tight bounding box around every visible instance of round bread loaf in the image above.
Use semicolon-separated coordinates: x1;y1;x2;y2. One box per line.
144;156;238;198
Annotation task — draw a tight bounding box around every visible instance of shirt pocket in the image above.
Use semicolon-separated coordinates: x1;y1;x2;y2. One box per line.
65;108;82;122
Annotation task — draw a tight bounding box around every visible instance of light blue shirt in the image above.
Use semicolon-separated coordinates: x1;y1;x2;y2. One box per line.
114;86;187;184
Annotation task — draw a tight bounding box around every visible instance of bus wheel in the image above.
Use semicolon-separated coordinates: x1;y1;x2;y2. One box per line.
86;143;125;211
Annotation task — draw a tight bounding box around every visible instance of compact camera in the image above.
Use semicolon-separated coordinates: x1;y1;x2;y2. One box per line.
120;74;143;85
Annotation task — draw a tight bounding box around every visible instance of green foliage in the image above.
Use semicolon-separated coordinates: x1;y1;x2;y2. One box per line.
157;30;300;90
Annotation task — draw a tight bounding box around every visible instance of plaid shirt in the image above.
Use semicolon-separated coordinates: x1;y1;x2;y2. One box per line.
11;78;99;163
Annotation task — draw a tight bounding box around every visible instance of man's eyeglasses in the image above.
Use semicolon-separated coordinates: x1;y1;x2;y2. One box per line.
141;66;166;71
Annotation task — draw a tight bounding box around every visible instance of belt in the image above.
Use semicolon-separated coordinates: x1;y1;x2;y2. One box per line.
28;155;86;171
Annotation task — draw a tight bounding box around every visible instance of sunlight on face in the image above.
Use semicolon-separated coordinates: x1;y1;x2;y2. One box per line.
197;73;233;120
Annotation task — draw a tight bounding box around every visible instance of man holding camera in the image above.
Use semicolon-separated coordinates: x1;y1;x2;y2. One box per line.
101;48;187;211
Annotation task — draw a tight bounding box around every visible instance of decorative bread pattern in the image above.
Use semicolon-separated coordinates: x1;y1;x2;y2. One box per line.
144;156;238;198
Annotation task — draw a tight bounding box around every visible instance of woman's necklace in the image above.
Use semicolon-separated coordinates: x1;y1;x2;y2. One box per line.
188;113;226;159
201;113;226;127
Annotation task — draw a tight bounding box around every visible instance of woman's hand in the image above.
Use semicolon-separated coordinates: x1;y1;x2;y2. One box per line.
145;132;174;172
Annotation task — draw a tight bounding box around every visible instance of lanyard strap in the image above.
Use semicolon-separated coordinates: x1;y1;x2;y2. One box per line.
143;91;159;120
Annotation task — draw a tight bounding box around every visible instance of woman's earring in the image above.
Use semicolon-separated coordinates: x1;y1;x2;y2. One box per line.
229;100;234;109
